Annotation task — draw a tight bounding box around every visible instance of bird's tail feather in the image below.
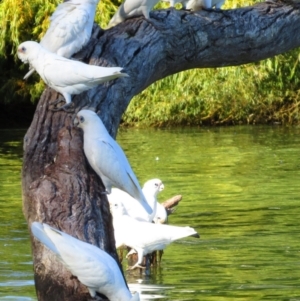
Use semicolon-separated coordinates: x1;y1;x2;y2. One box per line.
126;173;153;215
113;71;129;78
91;71;128;85
169;226;200;241
31;222;60;255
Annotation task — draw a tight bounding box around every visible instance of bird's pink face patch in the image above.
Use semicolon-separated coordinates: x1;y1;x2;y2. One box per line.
17;45;28;63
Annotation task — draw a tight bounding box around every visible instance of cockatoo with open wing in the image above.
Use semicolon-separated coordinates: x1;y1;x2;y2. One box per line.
24;0;100;80
31;222;140;301
17;41;127;107
108;178;164;222
75;109;152;214
110;200;200;269
107;0;160;28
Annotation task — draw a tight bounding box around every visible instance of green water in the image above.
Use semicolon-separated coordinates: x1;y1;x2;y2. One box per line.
1;126;300;300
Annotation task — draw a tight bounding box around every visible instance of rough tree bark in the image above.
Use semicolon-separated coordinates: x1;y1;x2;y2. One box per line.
22;2;300;300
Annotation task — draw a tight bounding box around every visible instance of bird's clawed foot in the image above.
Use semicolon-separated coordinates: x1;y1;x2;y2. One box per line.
127;264;145;270
51;103;74;113
126;249;137;258
49;99;74;112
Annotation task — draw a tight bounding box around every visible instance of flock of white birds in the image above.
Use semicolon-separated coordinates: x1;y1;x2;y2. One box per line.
18;0;226;299
17;0;225;109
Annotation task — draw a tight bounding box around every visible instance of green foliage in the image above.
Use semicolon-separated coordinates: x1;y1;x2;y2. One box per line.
0;0;114;105
122;0;300;126
123;48;300;126
0;0;299;126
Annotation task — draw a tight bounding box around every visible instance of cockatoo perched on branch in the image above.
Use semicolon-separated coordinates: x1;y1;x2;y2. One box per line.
24;0;100;80
17;41;127;109
31;222;140;301
186;0;225;10
110;200;200;270
74;109;152;215
107;0;160;28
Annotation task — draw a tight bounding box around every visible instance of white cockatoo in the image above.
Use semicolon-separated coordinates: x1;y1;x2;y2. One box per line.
110;200;200;269
75;110;152;214
31;222;140;301
186;0;225;10
107;0;160;28
108;178;164;223
24;0;100;80
17;41;127;107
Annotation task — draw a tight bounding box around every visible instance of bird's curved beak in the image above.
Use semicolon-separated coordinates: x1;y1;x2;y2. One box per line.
159;184;165;191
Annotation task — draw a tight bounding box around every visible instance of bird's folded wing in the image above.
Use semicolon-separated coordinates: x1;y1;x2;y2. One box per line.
42;60;98;87
43;59;122;88
31;222;60;255
68;250;115;288
88;140;132;187
41;4;91;51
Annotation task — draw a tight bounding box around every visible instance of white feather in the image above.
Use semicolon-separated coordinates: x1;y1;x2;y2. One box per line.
153;201;168;224
75;110;152;214
110;200;200;269
17;41;127;104
186;0;225;10
23;0;100;80
108;178;164;222
40;0;99;58
31;222;140;301
107;0;160;28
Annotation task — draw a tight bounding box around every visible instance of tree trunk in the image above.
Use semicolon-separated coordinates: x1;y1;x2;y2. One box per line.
22;2;300;300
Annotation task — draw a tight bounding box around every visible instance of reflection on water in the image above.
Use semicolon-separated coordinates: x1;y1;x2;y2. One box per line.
129;284;171;299
1;126;300;300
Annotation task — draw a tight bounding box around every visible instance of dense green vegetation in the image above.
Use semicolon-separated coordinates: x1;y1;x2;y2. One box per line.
0;0;299;127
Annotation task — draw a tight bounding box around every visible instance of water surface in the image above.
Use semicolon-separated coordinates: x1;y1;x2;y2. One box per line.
1;126;300;300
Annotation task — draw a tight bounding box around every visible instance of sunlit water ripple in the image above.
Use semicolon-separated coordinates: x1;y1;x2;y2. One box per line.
0;126;300;300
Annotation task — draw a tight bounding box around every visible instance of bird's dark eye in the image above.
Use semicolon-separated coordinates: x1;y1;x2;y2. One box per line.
79;116;84;123
21;47;26;52
155;183;159;187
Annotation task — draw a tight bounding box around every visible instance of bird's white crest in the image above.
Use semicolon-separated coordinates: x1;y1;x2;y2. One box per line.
108;178;164;222
110;200;200;269
107;0;160;28
31;222;140;301
75;110;152;214
17;41;127;105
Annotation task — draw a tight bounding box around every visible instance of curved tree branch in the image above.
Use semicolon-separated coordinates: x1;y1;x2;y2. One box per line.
76;2;300;135
22;2;300;300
